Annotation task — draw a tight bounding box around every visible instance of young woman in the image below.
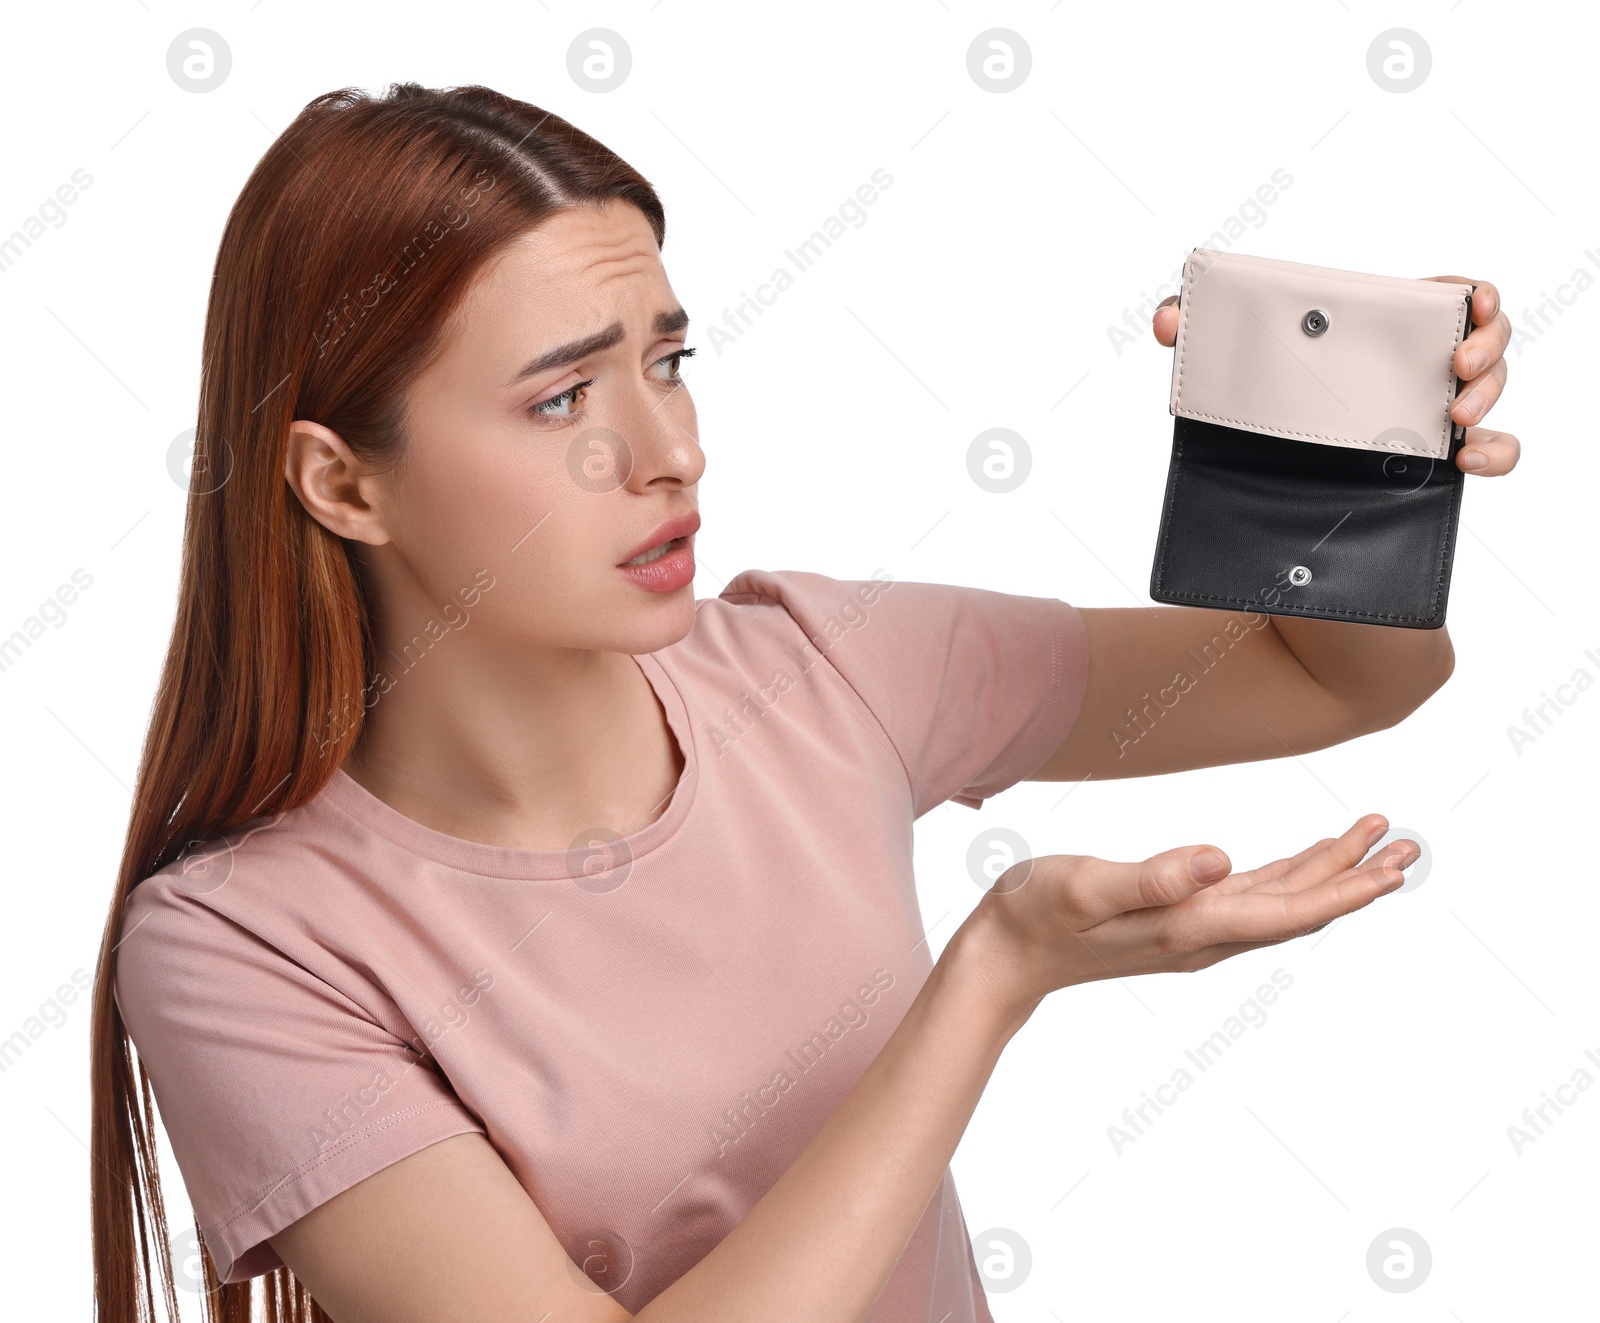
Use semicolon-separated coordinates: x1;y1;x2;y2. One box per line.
89;83;1517;1323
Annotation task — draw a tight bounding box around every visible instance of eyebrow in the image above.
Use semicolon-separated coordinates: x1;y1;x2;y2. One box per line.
504;306;690;388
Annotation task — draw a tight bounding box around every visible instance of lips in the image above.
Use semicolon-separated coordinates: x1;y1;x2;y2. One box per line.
618;510;701;566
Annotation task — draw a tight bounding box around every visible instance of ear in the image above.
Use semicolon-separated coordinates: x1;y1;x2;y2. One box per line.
284;420;393;546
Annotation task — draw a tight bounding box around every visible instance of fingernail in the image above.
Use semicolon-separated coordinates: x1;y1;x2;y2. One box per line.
1367;823;1387;849
1456;388;1484;418
1461;450;1488;470
1189;850;1228;882
1461;350;1485;376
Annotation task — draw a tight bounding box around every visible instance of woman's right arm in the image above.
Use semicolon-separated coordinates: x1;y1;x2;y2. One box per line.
269;909;1024;1323
270;815;1414;1323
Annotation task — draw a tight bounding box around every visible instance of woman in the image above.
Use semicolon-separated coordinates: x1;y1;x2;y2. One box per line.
89;82;1517;1322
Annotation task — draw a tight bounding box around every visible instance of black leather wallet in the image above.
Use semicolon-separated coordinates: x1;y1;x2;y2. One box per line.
1149;249;1475;629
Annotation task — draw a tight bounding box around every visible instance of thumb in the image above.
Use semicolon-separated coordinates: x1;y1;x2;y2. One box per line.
1060;844;1233;930
1152;295;1180;347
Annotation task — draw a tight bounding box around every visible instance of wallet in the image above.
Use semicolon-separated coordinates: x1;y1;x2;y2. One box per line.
1149;248;1475;629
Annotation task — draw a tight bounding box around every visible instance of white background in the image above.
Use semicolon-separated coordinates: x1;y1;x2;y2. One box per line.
2;1;1594;1318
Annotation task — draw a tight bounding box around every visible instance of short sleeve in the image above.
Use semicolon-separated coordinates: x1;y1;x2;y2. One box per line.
718;568;1090;817
113;873;488;1284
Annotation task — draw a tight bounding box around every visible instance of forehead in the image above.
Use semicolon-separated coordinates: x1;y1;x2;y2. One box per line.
425;201;673;390
468;201;667;313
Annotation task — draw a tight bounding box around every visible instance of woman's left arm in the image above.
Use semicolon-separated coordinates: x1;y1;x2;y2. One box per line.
1032;277;1520;783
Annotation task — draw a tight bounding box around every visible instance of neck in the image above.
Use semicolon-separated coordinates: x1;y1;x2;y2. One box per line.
339;638;680;852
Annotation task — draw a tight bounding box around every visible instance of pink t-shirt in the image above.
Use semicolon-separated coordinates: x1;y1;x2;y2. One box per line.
114;567;1089;1320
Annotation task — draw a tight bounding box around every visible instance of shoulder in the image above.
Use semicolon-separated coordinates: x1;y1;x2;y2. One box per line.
677;566;900;657
120;805;304;929
114;805;326;1022
647;568;904;698
713;566;895;611
686;565;1076;666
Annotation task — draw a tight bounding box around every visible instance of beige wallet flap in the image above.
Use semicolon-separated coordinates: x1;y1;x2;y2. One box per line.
1169;249;1474;461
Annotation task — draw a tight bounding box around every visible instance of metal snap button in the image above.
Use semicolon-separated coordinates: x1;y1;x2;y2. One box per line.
1288;565;1313;586
1301;309;1329;336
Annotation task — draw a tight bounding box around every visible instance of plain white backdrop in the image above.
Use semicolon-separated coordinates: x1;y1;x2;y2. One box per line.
2;1;1593;1318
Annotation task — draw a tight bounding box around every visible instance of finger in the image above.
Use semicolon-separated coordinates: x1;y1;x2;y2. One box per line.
1075;840;1392;968
1189;853;1406;948
1424;276;1500;327
1258;817;1411;897
1471;280;1501;325
1457;426;1520;476
1153;295;1179;347
1047;841;1234;930
1248;838;1419;897
1288;813;1389;876
1450;355;1507;428
1203;839;1327;897
1453;309;1511;380
1210;814;1387;899
1204;833;1354;896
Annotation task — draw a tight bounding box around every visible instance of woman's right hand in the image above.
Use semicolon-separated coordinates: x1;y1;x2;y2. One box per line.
966;814;1418;1016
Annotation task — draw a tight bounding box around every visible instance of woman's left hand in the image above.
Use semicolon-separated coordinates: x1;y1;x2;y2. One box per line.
1151;275;1520;478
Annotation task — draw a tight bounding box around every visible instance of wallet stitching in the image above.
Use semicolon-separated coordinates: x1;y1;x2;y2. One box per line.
1153;420;1458;624
1173;261;1469;460
1211;253;1475;299
1442;292;1471;436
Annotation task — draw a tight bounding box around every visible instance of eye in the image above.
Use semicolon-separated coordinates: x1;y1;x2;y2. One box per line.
653;345;696;383
524;346;695;423
528;378;593;420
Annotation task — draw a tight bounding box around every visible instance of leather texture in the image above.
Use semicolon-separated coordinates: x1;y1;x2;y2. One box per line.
1170;249;1473;461
1151;249;1474;630
1150;416;1466;629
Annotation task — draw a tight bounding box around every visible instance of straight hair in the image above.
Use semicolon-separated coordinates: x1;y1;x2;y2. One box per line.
88;82;665;1322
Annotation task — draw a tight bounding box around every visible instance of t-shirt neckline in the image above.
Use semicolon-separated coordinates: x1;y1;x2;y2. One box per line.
319;651;696;880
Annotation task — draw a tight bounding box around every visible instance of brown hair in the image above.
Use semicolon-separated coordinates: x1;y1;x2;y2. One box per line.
88;82;665;1321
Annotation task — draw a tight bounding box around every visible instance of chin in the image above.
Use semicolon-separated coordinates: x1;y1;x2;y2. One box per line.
614;588;698;651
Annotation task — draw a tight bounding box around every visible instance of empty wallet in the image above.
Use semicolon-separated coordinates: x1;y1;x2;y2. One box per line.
1149;248;1476;629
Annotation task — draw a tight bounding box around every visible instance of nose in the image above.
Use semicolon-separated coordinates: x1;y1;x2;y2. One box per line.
617;378;703;493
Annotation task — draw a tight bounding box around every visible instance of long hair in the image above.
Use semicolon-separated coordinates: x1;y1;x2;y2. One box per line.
88;82;666;1322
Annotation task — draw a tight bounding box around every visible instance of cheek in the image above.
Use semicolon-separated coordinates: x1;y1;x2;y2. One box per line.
408;452;526;566
393;423;645;645
401;431;595;593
